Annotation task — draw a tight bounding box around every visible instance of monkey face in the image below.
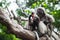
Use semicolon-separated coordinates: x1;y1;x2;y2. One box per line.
37;8;45;18
30;16;39;25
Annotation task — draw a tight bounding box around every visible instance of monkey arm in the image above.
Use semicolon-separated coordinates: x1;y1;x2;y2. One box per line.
45;13;55;22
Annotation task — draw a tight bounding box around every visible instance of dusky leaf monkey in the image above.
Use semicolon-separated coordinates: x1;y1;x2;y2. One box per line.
25;7;55;40
28;12;40;40
36;7;55;37
29;12;40;31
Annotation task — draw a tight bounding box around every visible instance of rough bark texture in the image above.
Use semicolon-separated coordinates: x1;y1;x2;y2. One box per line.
0;8;60;40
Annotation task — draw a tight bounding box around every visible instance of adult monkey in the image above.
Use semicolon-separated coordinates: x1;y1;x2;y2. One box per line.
28;11;48;40
25;9;49;40
36;7;55;37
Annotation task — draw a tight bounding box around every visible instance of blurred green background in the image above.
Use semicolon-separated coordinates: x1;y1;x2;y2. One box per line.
0;0;60;40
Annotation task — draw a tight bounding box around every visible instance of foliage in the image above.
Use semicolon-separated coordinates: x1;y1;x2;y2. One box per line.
0;0;60;40
0;23;21;40
0;0;22;40
16;0;60;30
26;0;60;30
0;33;20;40
0;0;11;8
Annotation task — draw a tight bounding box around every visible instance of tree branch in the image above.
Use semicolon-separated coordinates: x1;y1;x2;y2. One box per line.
0;8;35;40
0;8;60;40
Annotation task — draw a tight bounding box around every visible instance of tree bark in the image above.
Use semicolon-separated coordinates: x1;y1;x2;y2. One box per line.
0;8;60;40
0;8;35;40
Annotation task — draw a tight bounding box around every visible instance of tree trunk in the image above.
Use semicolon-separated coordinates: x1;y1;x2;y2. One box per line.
0;8;60;40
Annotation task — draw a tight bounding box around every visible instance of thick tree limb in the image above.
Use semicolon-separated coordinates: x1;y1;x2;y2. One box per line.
0;8;35;40
0;8;60;40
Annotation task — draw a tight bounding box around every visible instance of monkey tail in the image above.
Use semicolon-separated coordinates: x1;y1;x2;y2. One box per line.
33;31;40;40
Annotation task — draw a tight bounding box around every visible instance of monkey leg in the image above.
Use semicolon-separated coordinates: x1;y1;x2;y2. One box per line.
47;24;53;37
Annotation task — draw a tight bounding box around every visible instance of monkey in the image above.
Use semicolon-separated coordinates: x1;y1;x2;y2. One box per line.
28;12;40;31
24;10;49;40
28;11;46;35
28;12;41;40
36;7;55;37
45;14;55;37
